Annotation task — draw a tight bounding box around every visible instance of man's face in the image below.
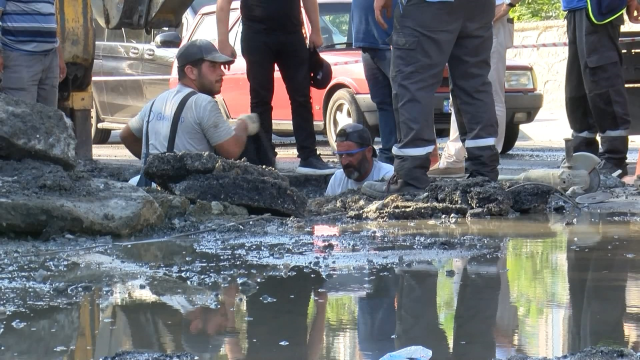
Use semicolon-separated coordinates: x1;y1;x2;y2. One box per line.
193;61;225;96
336;141;373;182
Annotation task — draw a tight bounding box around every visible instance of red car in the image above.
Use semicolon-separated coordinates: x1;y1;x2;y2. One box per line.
170;0;543;154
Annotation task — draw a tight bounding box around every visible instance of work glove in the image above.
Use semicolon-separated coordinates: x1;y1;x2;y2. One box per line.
238;113;260;136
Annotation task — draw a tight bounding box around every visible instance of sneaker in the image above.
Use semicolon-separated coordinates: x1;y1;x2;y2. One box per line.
597;160;628;179
361;174;424;199
427;164;466;178
296;155;337;175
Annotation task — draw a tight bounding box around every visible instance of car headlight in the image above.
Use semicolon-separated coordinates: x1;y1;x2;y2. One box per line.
505;71;534;89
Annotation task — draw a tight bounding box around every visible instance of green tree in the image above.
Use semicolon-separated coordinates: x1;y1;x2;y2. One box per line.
510;0;565;21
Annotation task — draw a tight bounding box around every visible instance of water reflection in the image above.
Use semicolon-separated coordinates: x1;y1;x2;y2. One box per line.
3;215;640;360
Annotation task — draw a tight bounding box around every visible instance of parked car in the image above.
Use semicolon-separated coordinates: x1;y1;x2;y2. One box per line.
171;0;543;154
90;0;229;143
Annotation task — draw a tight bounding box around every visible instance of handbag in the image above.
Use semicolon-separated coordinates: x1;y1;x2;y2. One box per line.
136;90;198;187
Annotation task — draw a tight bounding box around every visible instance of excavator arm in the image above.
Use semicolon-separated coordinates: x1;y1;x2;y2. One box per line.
56;0;194;160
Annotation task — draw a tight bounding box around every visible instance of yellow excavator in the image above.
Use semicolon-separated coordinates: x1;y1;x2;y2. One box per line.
56;0;194;159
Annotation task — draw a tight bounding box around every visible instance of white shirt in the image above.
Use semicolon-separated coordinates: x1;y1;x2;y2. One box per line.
325;160;394;196
128;84;235;163
496;0;505;4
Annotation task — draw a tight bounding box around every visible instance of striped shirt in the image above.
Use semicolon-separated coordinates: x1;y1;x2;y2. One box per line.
0;0;59;54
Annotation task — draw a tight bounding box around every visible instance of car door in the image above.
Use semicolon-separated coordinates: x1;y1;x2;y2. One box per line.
141;21;184;104
92;18;108;119
99;27;148;122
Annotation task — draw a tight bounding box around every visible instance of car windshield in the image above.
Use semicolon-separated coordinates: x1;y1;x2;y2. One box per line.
319;2;353;49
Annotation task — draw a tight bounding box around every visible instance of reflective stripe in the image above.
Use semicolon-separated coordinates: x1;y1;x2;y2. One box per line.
573;131;597;138
600;129;629;137
465;138;496;148
392;145;435;156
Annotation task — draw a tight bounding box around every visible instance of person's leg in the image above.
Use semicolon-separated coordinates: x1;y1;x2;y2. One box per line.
428;95;466;177
565;10;600;157
575;10;630;176
1;50;40;103
240;29;277;167
362;0;460;197
37;49;60;108
490;16;509;153
362;48;397;165
448;0;499;181
276;32;335;174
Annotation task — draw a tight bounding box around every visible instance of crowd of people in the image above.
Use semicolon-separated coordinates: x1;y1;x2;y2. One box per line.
2;0;640;196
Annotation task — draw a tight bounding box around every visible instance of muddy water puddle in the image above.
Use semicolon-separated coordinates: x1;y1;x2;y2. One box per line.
2;214;640;359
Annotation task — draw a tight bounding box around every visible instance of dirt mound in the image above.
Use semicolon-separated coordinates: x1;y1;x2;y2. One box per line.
309;178;513;220
144;152;307;218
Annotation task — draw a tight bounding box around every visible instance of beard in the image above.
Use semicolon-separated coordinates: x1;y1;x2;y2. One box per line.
343;157;371;181
195;78;219;97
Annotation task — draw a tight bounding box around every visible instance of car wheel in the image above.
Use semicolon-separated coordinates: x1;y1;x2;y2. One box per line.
501;123;520;154
91;103;112;145
326;88;370;151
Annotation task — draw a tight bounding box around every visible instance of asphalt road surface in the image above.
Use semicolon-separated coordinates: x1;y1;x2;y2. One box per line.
94;132;640;177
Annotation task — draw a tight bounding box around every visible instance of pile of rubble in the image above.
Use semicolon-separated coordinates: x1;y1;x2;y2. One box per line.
308;178;560;221
0;94;307;239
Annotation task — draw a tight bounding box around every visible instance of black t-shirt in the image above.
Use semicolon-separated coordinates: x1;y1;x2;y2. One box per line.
240;0;304;33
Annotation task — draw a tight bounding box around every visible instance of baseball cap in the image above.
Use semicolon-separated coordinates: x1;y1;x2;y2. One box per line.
335;123;377;158
177;39;235;67
309;49;332;89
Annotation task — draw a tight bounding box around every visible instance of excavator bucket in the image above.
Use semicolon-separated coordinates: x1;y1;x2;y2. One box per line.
91;0;194;30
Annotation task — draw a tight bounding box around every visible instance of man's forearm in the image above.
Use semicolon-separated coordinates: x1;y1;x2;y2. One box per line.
302;0;321;33
216;0;233;44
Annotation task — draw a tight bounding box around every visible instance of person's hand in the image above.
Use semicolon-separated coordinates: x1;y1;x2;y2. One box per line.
238;113;260;135
628;0;640;24
494;3;510;22
314;289;328;304
218;40;236;71
308;30;324;50
374;0;393;30
59;59;67;82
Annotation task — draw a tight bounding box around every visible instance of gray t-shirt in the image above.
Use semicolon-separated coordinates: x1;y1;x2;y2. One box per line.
325;160;394;196
129;84;235;162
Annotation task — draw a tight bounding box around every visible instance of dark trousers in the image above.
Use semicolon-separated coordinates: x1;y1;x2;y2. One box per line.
565;9;631;169
240;28;318;166
362;48;398;165
391;0;499;187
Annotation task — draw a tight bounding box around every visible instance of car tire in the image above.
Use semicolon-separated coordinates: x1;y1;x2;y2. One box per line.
326;88;371;151
501;123;519;154
91;103;112;145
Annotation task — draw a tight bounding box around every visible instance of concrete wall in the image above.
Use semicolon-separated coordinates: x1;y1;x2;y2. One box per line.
509;19;640;115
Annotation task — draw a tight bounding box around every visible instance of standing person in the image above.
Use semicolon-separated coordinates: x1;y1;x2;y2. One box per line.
215;0;337;175
0;0;67;108
362;0;500;197
429;0;519;178
351;0;398;165
562;0;640;178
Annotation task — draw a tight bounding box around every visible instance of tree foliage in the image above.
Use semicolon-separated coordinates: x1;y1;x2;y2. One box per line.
510;0;565;22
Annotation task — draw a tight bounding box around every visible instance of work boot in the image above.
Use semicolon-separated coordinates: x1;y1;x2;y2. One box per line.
361;174;425;199
572;135;599;157
465;145;500;181
597;160;628;179
600;135;629;174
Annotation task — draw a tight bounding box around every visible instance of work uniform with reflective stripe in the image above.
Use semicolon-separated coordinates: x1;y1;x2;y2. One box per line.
563;0;631;170
391;0;499;186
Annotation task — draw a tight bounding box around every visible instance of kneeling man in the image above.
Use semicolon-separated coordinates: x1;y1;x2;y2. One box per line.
325;123;394;196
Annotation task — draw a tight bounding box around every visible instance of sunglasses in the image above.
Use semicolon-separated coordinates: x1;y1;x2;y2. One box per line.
333;146;369;160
